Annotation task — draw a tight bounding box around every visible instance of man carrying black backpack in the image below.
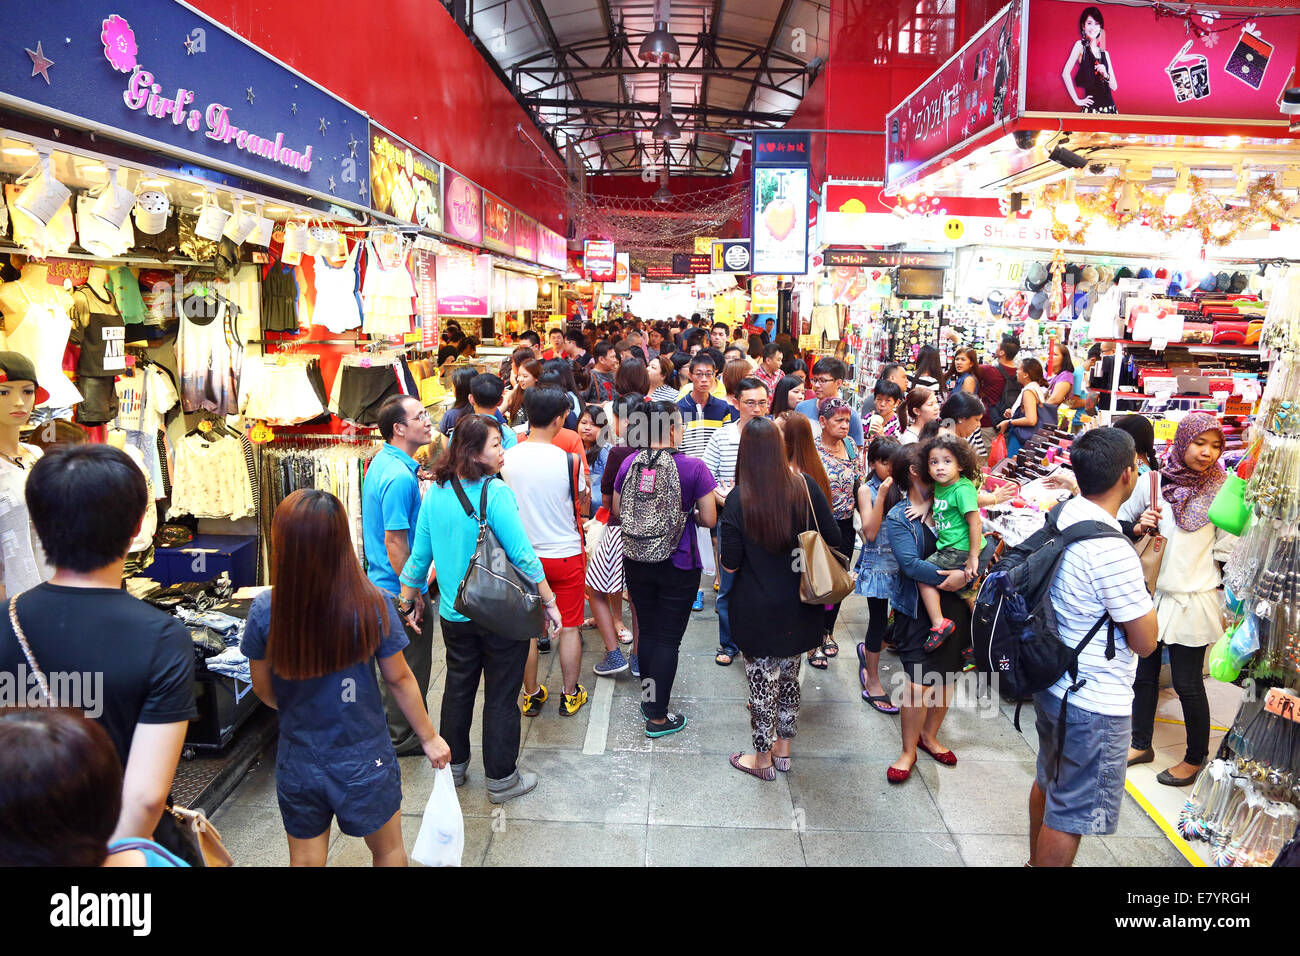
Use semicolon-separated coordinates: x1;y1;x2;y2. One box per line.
1026;428;1157;866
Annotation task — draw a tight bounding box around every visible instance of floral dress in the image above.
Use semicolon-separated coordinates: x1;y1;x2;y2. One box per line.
816;437;858;521
854;472;898;599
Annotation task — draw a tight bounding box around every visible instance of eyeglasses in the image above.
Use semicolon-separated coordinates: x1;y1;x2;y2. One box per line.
405;411;431;424
740;399;770;410
810;376;835;386
691;370;715;379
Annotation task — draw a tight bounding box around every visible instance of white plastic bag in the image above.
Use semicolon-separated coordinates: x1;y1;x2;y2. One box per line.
412;766;464;866
696;524;716;577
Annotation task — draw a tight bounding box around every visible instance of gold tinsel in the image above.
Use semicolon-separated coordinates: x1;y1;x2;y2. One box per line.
1029;174;1294;247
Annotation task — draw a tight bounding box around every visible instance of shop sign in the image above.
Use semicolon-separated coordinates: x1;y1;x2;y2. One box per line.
435;249;492;317
369;127;441;231
750;276;778;314
584;240;616;282
712;240;751;273
482;192;515;254
606;253;631;295
753;166;809;275
514;211;537;262
416;250;438;348
537;225;566;271
753;132;811;166
0;2;368;200
671;253;711;275
1023;1;1300;128
645;265;676;279
824;249;953;268
885;2;1023;189
694;236;721;254
442;169;482;244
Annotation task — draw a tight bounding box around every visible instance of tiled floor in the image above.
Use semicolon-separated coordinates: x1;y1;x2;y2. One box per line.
211;588;1190;866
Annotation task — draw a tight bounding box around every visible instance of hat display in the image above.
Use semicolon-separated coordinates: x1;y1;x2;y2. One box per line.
986;290;1005;316
1155;267;1169;280
1136;267;1154;280
1028;290;1049;319
1215;271;1231;292
1079;264;1100;290
0;351;50;406
1167;272;1185;297
1114;266;1134;281
1024;261;1049;291
1197;273;1218;292
1062;263;1082;287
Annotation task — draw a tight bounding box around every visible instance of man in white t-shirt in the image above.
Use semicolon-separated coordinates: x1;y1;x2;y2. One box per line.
502;386;590;720
1029;427;1157;867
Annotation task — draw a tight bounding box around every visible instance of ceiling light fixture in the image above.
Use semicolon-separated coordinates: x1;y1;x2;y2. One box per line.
652;76;680;140
2;146;37;157
638;0;680;65
1054;179;1079;225
1165;166;1193;217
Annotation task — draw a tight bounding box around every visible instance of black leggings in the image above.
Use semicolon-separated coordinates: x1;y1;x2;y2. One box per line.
863;597;891;653
822;516;857;636
1131;642;1210;765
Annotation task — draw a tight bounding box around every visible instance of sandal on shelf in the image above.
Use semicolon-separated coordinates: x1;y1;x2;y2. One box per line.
715;648;735;666
772;754;791;773
863;693;899;715
821;634;839;658
729;753;776;781
807;648;829;670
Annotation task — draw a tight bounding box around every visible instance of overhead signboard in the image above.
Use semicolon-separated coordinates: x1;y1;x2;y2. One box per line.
752;131;812;166
750;276;778;314
442;168;483;245
671;253;711;275
482;192;515;254
606;252;630;295
752;166;809;275
645;265;677;279
514;211;537;262
537;225;567;271
369;126;441;231
712;240;752;273
584;239;616;282
0;1;370;201
823;249;954;268
436;249;492;317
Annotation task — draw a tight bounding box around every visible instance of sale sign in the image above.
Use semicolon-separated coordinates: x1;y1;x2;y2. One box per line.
584;240;616;282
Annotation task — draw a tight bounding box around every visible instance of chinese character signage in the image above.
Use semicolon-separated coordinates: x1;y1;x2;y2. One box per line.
514;211;537;262
712;240;752;273
442;168;483;244
436;249;492;317
584;239;616;282
0;1;369;200
752;167;808;275
483;192;515;254
416;250;438;348
369;126;441;230
752;132;811;166
537;225;566;271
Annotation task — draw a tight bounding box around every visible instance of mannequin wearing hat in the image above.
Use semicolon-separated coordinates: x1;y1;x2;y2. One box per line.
0;351;54;599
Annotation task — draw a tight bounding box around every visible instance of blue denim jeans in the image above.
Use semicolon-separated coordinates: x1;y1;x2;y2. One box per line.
716;564;737;654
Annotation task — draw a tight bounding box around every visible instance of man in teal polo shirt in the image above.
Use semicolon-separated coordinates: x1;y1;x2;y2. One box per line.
364;395;434;756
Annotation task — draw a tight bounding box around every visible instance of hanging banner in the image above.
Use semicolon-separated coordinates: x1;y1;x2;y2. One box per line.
436;249;492;317
514;211;537;262
442;169;483;245
537;225;566;271
693;236;721;254
753;131;812;166
369;126;441;231
671;253;712;275
752;166;809;275
712;240;752;273
824;249;953;268
1023;1;1300;126
483;192;515;254
0;1;370;200
885;2;1023;189
606;252;630;295
583;239;616;282
416;250;439;348
751;276;778;314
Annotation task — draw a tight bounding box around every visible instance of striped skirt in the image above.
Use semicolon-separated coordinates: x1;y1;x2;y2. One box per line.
585;522;626;594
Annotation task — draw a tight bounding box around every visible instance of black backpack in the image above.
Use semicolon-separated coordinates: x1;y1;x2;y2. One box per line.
972;501;1127;775
989;364;1022;424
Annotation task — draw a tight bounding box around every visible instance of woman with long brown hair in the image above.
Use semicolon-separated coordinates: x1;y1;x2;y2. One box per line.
243;488;450;867
504;357;543;428
777;410;831;503
722;417;839;781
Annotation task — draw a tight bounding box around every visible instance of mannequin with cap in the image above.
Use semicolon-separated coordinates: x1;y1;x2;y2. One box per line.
0;351;53;598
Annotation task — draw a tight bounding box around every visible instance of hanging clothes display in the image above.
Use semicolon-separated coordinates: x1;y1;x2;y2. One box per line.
168;428;257;520
328;350;410;425
178;286;243;415
238;354;329;425
260;263;299;333
69;284;126;426
0;446;51;597
113;359;179;497
360;239;416;337
214;263;263;345
4;300;83;409
108;267;147;325
312;242;363;333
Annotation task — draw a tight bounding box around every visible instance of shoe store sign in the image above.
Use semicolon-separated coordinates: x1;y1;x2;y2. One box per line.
1;1;368;201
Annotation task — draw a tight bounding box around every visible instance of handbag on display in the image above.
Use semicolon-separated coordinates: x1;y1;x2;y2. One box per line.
450;476;545;640
5;595;233;868
796;479;855;605
1133;471;1167;594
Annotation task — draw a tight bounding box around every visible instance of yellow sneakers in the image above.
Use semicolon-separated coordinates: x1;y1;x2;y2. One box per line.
522;684;548;717
559;685;588;717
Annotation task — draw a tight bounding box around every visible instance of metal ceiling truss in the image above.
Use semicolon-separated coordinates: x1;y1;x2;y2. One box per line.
596;139;736;174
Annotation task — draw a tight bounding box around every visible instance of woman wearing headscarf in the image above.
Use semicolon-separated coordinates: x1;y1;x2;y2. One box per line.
1119;413;1236;787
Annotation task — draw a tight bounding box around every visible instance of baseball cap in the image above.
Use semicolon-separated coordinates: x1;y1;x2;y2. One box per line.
0;351;49;405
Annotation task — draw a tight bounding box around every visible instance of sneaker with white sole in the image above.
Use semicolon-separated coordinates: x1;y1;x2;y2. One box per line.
691;590;704;612
629;653;640;679
593;648;628;676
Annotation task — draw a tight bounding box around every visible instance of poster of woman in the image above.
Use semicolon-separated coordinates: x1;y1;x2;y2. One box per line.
1060;5;1118;113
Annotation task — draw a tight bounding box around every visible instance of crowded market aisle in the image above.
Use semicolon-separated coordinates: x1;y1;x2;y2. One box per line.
210;587;1189;867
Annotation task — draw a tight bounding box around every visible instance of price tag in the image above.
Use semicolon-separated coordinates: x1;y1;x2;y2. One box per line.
1153;418;1178;442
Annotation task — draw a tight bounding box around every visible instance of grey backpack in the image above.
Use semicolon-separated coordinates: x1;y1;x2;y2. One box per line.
621;448;687;563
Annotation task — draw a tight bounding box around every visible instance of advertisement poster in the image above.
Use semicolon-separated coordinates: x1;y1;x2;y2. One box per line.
416;250;438;348
514;211;537;262
750;276;778;314
584;239;616;282
537;225;567;271
369;127;441;231
752;166;808;275
1024;1;1300;124
483;192;515;254
436;249;492;317
606;253;630;295
442;170;483;245
884;3;1022;188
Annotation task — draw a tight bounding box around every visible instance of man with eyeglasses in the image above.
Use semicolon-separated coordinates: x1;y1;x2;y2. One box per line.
702;378;769;664
795;357;864;445
676;353;737;611
365;395;437;756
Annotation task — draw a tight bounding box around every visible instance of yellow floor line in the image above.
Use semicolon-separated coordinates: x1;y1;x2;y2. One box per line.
1153;716;1230;732
1123;778;1206;867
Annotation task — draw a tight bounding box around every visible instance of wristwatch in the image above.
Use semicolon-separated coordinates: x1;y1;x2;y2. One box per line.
397;597;416;614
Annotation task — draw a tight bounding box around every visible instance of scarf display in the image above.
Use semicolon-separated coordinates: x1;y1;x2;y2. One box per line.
1160;412;1226;532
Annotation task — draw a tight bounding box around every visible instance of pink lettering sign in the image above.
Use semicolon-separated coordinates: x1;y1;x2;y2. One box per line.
443;172;483;244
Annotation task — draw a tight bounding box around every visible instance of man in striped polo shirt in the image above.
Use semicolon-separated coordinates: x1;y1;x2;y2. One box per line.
676;353;737;611
701;377;769;664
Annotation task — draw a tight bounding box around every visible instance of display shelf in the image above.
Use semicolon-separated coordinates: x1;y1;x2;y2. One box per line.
1091;339;1261;353
1090;389;1233;400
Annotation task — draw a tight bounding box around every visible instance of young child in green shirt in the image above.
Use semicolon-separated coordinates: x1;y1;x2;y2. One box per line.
918;435;988;653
